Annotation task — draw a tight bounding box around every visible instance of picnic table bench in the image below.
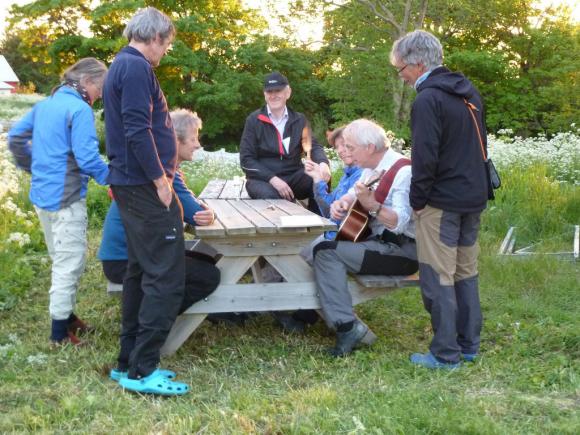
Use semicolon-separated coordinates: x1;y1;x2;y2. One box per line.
160;179;419;355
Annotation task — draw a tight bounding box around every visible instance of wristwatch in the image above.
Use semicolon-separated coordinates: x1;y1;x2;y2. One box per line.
368;203;382;218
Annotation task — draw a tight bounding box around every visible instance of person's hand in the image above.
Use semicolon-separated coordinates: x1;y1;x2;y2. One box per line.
269;176;294;201
330;198;351;221
318;162;332;182
154;175;172;208
193;209;215;226
304;160;322;183
354;181;377;211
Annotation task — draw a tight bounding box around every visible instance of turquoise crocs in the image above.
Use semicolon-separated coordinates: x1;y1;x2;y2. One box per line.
119;371;189;396
110;368;176;382
410;352;462;370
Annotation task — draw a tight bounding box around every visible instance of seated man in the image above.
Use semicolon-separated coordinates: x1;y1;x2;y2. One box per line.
98;109;220;314
313;119;418;357
239;71;331;214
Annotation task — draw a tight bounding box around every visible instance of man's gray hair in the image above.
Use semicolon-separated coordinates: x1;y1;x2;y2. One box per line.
344;119;391;152
390;30;443;71
170;109;202;143
123;7;176;44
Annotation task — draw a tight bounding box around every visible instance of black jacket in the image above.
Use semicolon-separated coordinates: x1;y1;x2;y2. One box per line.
239;106;329;182
410;67;488;213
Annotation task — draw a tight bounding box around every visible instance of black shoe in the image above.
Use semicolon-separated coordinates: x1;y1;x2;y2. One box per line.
329;320;377;357
273;312;306;333
207;312;247;326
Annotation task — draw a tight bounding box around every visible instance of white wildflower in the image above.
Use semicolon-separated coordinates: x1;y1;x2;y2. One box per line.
27;353;48;366
7;232;31;247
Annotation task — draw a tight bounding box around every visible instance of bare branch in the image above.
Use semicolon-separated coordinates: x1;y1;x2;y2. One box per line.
415;0;429;29
355;0;401;34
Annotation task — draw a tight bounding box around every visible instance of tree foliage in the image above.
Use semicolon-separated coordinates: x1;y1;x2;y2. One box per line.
0;0;577;146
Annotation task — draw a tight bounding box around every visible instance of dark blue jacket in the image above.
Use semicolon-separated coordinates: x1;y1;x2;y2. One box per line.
411;67;488;213
103;46;177;185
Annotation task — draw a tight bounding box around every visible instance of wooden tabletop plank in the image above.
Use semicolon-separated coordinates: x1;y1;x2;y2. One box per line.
243;199;305;233
185;221;225;237
219;179;246;199
198;179;226;199
204;199;256;235
240;181;251;199
267;199;337;231
229;200;277;234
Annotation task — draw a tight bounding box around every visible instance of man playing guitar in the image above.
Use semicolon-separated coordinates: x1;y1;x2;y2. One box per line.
312;119;418;357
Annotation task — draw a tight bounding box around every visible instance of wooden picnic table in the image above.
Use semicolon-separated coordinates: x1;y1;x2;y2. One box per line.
161;179;419;355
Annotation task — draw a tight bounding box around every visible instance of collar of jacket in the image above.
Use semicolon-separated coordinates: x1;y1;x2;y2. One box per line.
416;66;450;92
257;106;300;159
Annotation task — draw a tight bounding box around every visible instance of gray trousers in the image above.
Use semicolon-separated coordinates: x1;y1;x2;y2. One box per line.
313;237;418;329
415;205;483;363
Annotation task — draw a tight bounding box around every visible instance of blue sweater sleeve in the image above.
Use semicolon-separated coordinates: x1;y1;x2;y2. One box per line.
70;107;109;185
173;171;203;225
7;107;35;172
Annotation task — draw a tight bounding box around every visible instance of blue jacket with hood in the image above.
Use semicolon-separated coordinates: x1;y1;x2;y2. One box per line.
8;86;109;211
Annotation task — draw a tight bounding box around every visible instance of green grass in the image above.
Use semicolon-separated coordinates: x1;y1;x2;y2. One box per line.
0;164;578;433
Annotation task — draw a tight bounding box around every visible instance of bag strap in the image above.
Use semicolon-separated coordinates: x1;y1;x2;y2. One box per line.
374;157;411;204
463;98;487;161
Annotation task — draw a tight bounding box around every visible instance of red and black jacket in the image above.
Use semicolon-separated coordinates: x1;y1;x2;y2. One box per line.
239;106;329;182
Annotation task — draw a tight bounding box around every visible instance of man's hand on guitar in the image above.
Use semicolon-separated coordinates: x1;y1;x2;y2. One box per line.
330;197;351;221
354;181;378;211
269;176;294;201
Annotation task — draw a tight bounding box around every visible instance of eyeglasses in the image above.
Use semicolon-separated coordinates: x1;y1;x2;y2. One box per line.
397;64;409;74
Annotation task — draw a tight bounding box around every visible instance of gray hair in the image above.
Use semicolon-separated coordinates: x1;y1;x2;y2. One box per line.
328;126;346;148
390;30;443;70
170;109;202;143
123;7;176;44
62;57;107;85
343;119;391;152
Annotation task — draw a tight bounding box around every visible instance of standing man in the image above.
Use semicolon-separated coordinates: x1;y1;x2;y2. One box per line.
390;30;488;369
239;72;331;214
314;119;418;357
103;7;188;395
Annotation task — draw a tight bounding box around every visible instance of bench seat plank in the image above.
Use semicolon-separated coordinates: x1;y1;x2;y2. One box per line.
354;273;420;288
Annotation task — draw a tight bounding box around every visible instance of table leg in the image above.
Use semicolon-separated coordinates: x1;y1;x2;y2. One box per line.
161;313;207;356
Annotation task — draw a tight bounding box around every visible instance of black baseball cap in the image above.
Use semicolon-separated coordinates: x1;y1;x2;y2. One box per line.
263;72;289;90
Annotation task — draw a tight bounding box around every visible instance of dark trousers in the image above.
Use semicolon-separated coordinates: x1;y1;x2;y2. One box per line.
245;168;321;215
415;206;483;363
112;184;185;378
102;256;220;315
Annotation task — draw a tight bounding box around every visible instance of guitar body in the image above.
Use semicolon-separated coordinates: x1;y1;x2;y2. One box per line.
336;200;371;242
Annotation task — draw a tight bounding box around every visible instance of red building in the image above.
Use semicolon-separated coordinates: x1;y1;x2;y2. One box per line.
0;55;19;94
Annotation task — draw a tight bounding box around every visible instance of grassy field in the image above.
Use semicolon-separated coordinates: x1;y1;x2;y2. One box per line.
0;95;578;433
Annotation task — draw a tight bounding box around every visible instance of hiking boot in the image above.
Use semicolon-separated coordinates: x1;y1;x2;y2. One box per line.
67;314;95;335
50;331;86;348
329;320;377;357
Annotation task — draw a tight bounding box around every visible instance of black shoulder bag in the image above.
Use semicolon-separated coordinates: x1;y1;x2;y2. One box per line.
464;99;501;200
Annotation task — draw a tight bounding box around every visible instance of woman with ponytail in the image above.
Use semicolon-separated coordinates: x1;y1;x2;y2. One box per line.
8;57;109;346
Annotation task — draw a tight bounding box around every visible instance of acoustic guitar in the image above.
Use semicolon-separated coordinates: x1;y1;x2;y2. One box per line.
335;171;385;242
